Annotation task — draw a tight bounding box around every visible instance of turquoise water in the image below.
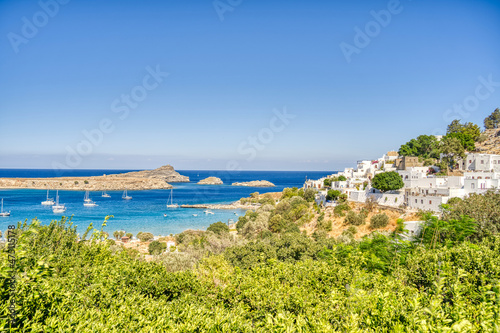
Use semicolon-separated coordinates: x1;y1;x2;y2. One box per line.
0;170;333;237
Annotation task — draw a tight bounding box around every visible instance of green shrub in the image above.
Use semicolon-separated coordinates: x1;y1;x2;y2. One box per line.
148;240;167;255
138;232;154;242
370;213;389;229
344;211;366;226
207;221;229;235
84;180;89;184
334;203;350;217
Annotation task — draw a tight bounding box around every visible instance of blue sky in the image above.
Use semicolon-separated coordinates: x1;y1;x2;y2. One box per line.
0;0;499;171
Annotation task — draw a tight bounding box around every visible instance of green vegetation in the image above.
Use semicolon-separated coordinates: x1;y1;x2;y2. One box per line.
370;213;389;229
484;108;500;129
371;171;404;192
137;232;154;242
148;240;167;255
84;180;89;184
326;189;340;201
206;221;229;235
344;210;366;226
3;187;500;331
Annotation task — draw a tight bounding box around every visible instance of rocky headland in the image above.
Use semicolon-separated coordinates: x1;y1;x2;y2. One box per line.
109;165;189;183
0;165;188;191
197;177;223;185
231;180;275;187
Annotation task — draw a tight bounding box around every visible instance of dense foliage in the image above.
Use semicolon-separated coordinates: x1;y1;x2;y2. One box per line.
484;108;500;129
206;222;229;235
2;188;500;331
371;171;404;192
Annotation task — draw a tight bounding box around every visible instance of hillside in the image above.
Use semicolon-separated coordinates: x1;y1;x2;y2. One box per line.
475;128;500;154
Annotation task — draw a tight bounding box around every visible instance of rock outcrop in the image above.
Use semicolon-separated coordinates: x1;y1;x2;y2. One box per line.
475;128;500;155
197;177;223;185
109;165;189;182
0;165;188;191
231;180;275;187
0;176;173;191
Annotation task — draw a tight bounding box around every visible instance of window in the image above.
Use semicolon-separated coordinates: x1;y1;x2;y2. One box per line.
415;199;417;203
481;160;484;164
421;200;423;204
471;183;475;189
429;200;432;204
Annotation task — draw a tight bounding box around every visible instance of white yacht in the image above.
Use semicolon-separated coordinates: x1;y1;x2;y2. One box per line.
52;191;65;210
122;190;132;200
41;189;55;206
52;192;66;213
83;191;98;207
0;199;10;217
102;190;111;198
166;189;179;208
84;191;92;203
204;210;214;215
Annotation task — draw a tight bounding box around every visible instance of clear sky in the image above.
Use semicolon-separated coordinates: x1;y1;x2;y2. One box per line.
0;0;499;171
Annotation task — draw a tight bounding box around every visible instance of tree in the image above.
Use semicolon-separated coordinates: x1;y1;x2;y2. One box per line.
138;232;154;242
148;240;167;255
447;120;481;141
207;221;229;235
126;232;133;239
113;231;120;240
484;108;500;129
445;132;475;151
303;188;317;202
326;190;341;201
338;175;347;181
398;135;439;159
439;136;465;169
344;211;366;226
323;178;332;187
371;171;404;192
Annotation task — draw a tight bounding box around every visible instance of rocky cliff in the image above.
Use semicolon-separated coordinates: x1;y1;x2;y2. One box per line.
475;128;500;154
109;165;190;183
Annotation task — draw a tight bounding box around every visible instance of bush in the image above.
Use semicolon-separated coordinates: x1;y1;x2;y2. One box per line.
371;171;404;192
148;240;167;255
303;188;317;202
334;203;350;217
126;232;133;239
344;211;366;226
138;232;154;242
326;190;341;201
207;222;229;235
370;213;389;229
74;181;79;185
84;180;89;184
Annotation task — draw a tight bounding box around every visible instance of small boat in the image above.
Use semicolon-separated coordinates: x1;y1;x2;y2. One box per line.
122;190;132;200
0;199;10;217
192;214;198;217
102;190;111;198
163;214;167;217
166;189;179;208
84;191;92;203
52;190;65;210
83;191;98;207
204;210;214;215
83;201;98;207
41;189;55;206
52;192;66;213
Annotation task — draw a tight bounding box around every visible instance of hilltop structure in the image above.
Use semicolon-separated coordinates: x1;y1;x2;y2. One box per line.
305;151;500;212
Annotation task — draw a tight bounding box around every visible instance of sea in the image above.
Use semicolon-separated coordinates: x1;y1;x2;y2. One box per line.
0;169;333;237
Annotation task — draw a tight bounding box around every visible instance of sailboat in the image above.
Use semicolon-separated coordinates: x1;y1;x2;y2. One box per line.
166;189;179;208
84;191;92;203
52;191;66;213
102;190;111;198
0;199;10;217
41;189;55;206
122;189;132;200
83;191;98;207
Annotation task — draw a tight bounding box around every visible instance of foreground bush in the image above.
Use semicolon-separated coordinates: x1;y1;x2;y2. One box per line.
1;218;500;331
